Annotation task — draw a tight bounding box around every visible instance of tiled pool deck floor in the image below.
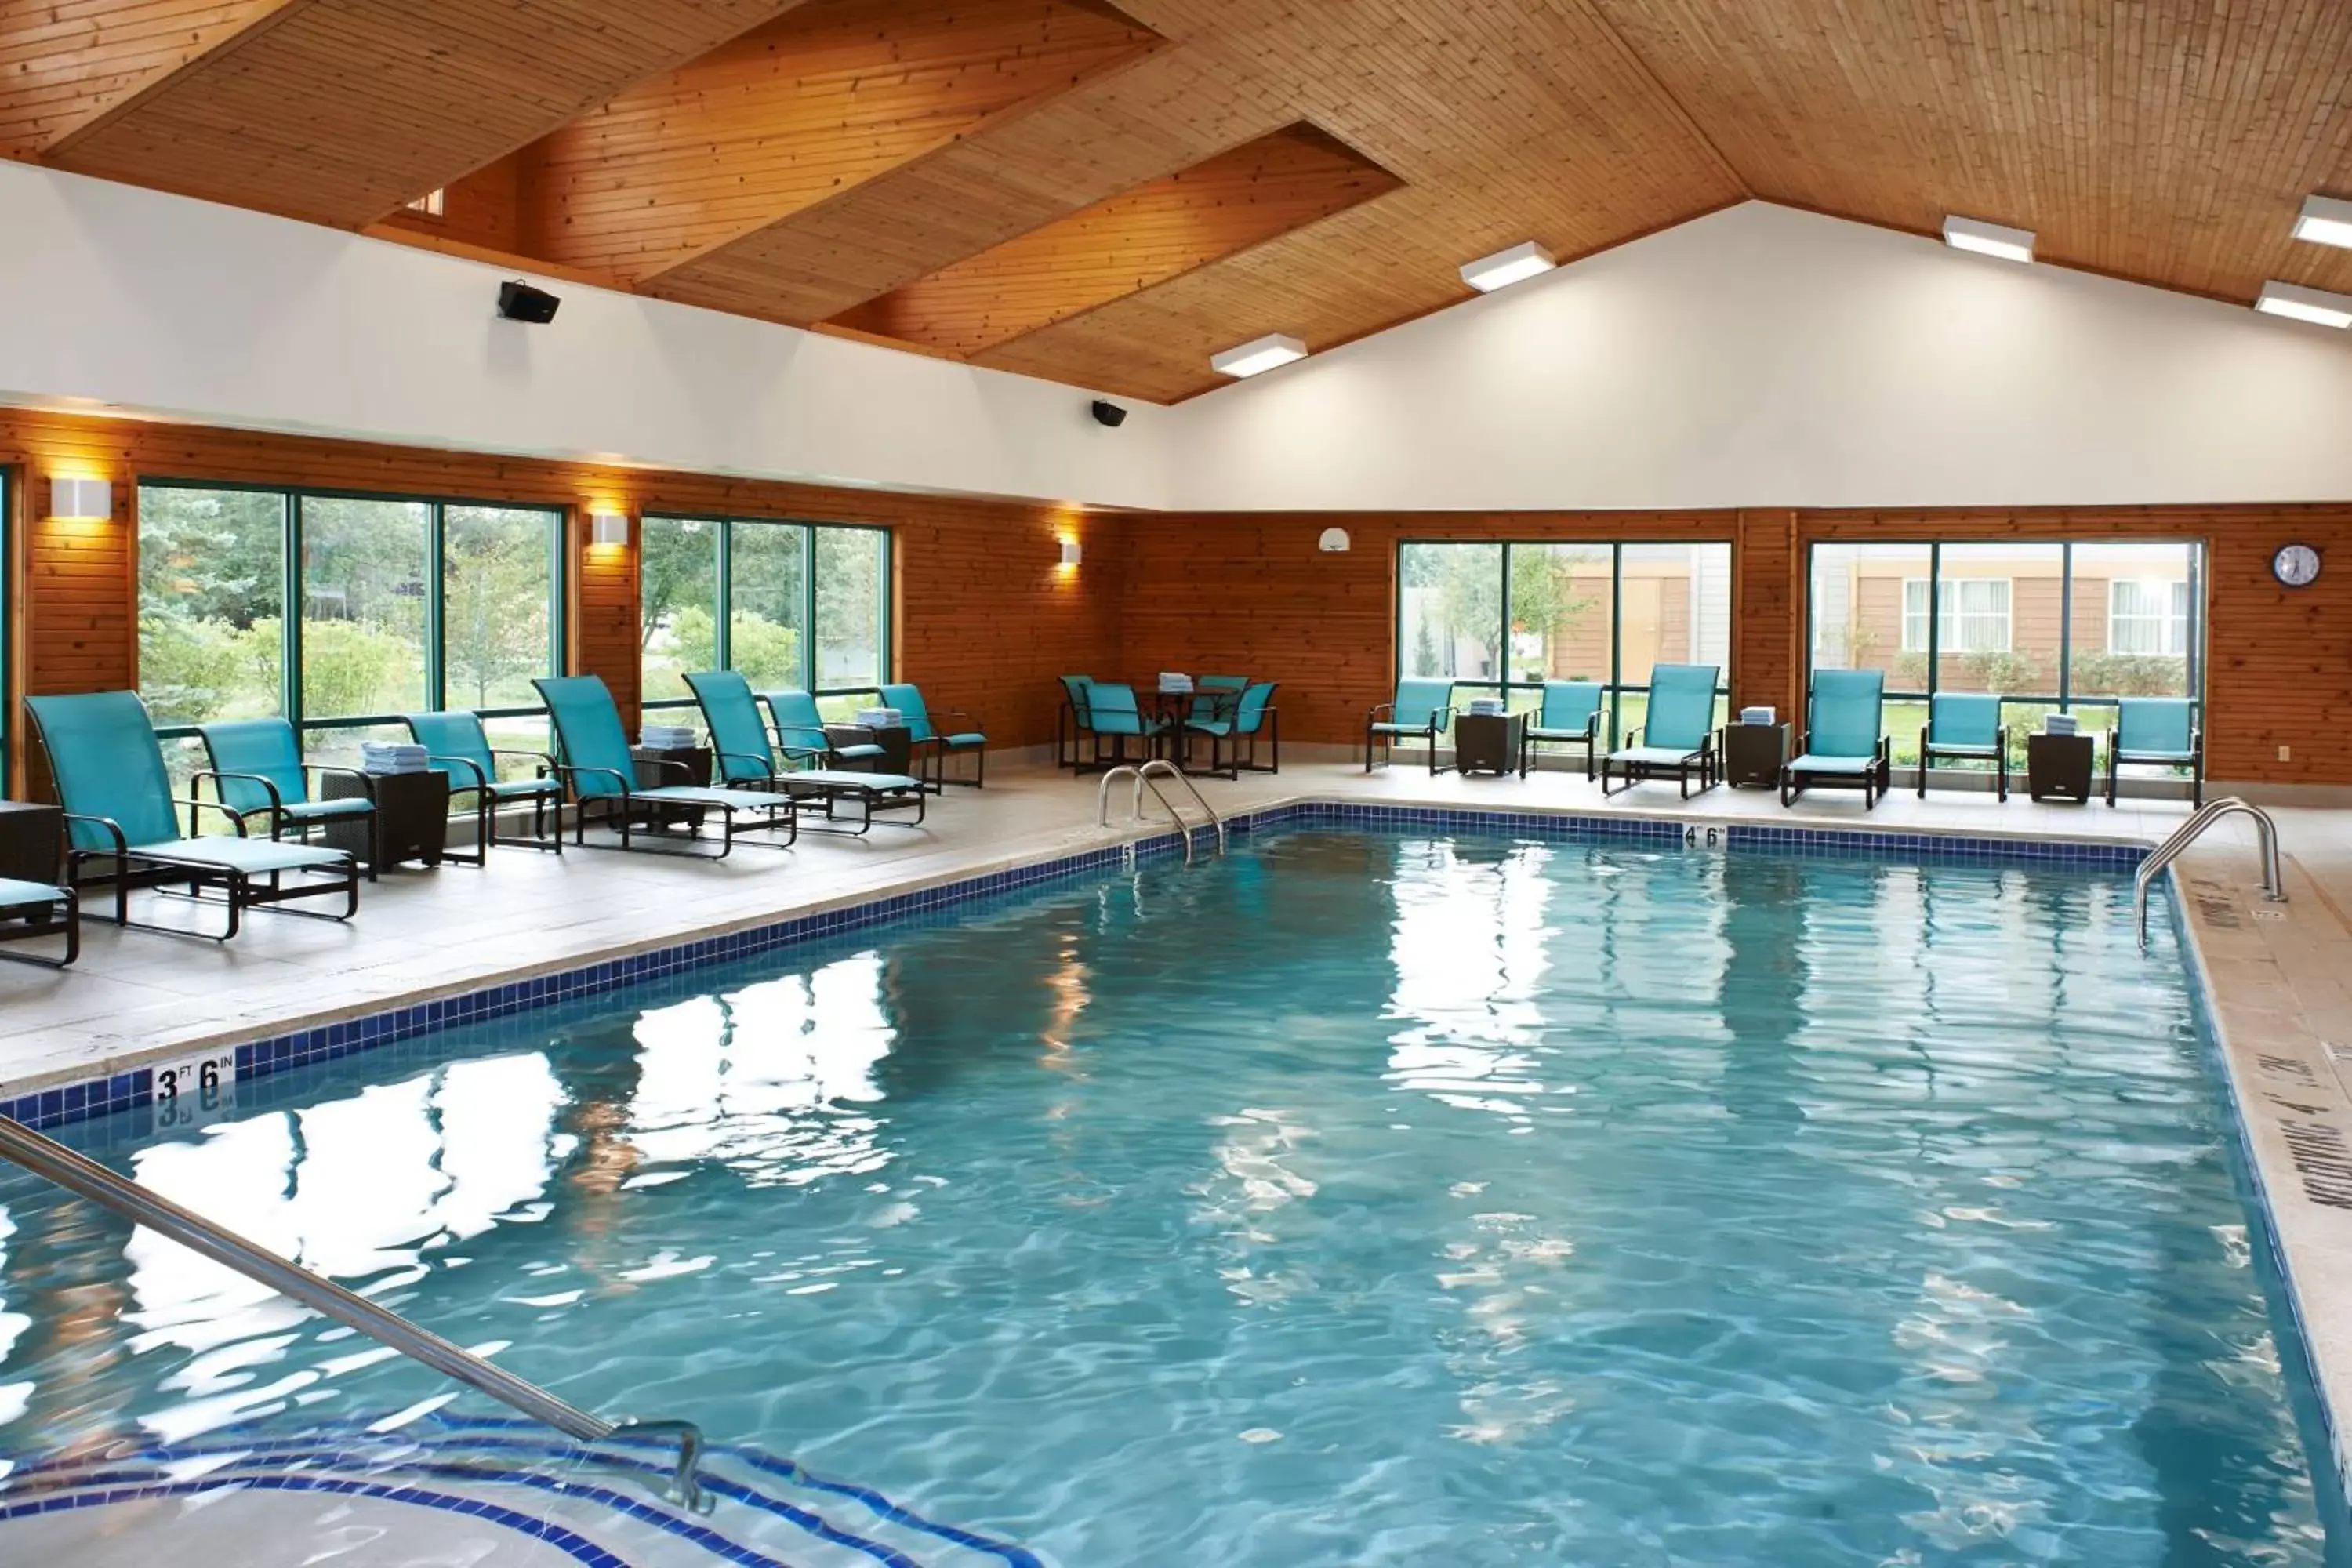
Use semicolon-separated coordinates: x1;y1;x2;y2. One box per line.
5;756;2352;1500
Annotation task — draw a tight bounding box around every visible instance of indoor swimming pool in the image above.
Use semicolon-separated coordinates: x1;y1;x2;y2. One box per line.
0;828;2335;1566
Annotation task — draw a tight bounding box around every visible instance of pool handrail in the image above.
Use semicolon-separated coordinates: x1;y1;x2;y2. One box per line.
2134;796;2285;950
0;1112;706;1509
1096;760;1225;865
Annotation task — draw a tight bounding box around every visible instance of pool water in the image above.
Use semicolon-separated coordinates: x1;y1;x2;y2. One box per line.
0;830;2335;1566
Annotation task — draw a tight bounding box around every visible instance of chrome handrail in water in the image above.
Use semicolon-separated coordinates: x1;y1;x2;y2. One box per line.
0;1114;705;1509
1095;760;1225;866
2134;796;2285;949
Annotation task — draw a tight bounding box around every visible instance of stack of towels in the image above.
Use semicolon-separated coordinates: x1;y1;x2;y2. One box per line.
359;740;428;775
855;707;904;730
641;722;698;750
2044;713;2079;736
1739;706;1777;726
1467;697;1507;717
1157;673;1195;694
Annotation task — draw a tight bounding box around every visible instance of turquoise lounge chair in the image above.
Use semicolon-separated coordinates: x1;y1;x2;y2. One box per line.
0;878;77;967
1056;674;1094;771
197;717;381;880
759;687;886;772
535;675;799;856
24;691;358;939
1918;693;2007;801
405;710;564;859
1602;664;1719;797
1366;679;1454;774
1782;669;1892;808
685;671;927;834
880;682;986;791
1185;681;1278;778
2108;697;2202;807
1519;680;1603;780
1083;683;1168;769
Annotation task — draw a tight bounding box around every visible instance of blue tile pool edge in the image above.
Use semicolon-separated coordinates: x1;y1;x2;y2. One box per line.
1;800;2149;1137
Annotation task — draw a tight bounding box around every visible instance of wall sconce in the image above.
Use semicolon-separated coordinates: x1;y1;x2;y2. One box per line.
589;510;629;546
1318;527;1351;553
50;476;111;521
1060;539;1082;568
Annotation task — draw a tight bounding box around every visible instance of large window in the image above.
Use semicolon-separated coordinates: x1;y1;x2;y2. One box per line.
137;482;565;769
640;516;891;717
1809;539;2202;768
1398;539;1731;743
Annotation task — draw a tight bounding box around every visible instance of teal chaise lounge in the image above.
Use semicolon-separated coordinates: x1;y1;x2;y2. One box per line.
405;710;564;859
2107;697;2202;807
1917;692;2007;800
196;717;381;880
24;691;358;939
686;672;927;834
535;675;799;856
880;682;985;791
0;879;77;967
1185;681;1278;778
1601;664;1719;797
1519;680;1603;780
1781;668;1893;808
1366;679;1454;774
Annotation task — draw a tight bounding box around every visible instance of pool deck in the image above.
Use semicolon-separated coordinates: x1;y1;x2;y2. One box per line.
6;755;2352;1497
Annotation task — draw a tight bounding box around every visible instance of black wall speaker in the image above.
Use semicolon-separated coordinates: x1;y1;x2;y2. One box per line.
498;280;562;324
1090;399;1127;428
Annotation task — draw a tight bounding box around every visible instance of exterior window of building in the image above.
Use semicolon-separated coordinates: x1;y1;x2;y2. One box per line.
1902;578;2011;653
2108;579;2190;656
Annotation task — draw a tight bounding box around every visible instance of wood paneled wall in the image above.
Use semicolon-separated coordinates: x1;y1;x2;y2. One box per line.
0;408;1112;794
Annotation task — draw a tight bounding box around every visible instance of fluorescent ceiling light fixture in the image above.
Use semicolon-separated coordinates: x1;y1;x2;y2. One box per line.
1210;333;1307;379
1460;240;1555;292
2256;279;2352;328
2293;194;2352;249
1942;214;2035;263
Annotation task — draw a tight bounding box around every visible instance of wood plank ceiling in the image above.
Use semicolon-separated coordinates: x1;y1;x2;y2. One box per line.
6;0;2352;402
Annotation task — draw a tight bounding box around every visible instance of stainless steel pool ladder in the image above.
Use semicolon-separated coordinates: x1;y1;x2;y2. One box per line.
0;1113;706;1509
2134;796;2285;949
1098;760;1226;866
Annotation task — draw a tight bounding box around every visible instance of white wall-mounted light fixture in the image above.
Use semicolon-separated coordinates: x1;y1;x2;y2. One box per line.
1459;240;1556;293
2256;279;2352;328
49;476;111;520
1941;214;2035;263
589;510;630;546
1060;539;1083;568
1210;333;1308;379
2293;194;2352;249
1318;527;1352;553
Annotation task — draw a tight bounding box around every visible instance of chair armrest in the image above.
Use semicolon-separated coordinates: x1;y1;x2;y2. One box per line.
491;747;560;775
60;811;130;857
639;756;698;783
174;797;251;834
428;753;492;789
1994;724;2008;752
552;762;637;800
1624;726;1646;748
1367;702;1395;722
1432;706;1456;730
191;768;286;815
713;749;776;782
305;763;376;798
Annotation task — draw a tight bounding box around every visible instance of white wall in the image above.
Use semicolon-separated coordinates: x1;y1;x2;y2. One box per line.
1165;201;2352;512
0;159;1171;509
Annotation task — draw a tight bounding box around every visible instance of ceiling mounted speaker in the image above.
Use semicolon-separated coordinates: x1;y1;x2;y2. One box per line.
1091;400;1127;427
1318;527;1351;553
497;279;561;323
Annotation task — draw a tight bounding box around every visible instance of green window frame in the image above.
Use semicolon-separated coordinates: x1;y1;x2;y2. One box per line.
0;466;11;792
135;477;568;757
637;514;893;717
1395;538;1734;747
1804;538;2206;768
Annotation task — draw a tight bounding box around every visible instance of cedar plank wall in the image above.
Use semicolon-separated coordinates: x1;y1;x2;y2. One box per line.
0;409;1113;795
1114;505;2352;785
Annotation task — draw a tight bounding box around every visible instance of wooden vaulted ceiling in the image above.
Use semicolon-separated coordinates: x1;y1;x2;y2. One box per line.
6;1;2352;402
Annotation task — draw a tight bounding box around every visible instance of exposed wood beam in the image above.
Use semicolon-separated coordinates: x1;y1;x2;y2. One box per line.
0;0;295;158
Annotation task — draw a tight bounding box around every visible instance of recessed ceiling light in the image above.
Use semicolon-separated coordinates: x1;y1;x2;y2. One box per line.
1942;214;2035;263
2256;280;2352;328
1210;333;1308;379
1460;240;1556;292
2292;195;2352;250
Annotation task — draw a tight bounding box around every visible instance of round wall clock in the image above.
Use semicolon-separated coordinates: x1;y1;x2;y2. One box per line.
2274;543;2322;587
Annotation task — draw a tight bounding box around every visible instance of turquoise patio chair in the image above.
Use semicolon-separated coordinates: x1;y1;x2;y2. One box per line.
1366;678;1455;774
1519;680;1603;781
1056;674;1094;771
880;682;986;791
1602;664;1719;797
1189;674;1249;729
687;671;927;834
1083;683;1168;769
2108;697;2202;807
1185;681;1278;779
535;675;800;857
1918;692;2007;801
759;687;887;771
0;878;77;967
196;717;381;880
24;691;358;939
1782;669;1892;808
405;710;564;860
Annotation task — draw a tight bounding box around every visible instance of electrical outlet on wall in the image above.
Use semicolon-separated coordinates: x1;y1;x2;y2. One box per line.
2280;745;2293;762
